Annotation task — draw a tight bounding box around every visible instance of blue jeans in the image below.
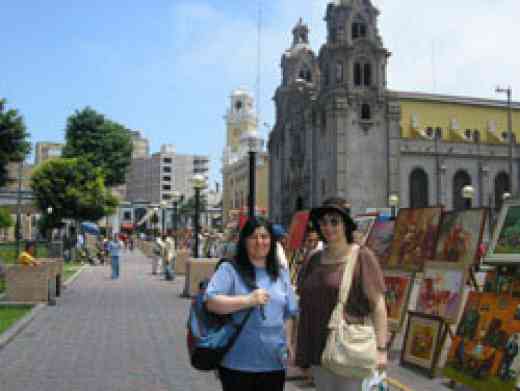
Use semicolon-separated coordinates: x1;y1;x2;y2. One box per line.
111;256;120;279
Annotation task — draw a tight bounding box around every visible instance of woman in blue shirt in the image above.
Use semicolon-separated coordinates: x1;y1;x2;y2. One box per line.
205;217;298;391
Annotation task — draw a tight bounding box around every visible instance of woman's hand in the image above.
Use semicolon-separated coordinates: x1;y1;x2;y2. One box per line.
287;343;296;366
376;350;388;370
248;288;270;307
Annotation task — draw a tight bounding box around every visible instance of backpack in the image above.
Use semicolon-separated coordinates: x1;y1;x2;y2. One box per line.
186;260;254;371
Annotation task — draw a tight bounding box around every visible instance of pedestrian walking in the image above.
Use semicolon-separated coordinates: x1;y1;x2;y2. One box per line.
205;217;298;391
296;197;388;391
108;233;123;279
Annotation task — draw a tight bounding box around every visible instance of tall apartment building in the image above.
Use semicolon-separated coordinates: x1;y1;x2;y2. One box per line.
34;142;63;165
126;144;209;204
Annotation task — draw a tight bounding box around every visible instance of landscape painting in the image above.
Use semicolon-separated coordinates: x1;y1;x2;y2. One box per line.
444;292;520;391
434;209;487;265
415;262;466;323
366;220;395;267
384;271;414;331
494;205;520;254
401;312;445;378
387;208;442;272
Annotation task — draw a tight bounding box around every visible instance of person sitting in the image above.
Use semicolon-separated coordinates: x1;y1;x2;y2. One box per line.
18;241;41;267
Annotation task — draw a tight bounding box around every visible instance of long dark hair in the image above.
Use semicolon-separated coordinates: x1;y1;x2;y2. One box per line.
234;217;280;286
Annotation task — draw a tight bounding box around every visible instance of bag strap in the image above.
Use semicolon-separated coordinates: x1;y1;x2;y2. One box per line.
328;245;360;328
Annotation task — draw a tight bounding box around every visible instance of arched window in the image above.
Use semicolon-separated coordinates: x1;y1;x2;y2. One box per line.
363;63;372;86
354;63;362;86
296;197;304;212
336;61;344;83
361;104;371;120
409;168;429;208
352;21;367;39
453;170;472;210
495;172;510;211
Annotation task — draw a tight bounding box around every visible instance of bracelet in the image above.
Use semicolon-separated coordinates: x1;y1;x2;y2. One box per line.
377;346;388;352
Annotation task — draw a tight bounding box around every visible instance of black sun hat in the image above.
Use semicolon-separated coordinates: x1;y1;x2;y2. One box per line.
310;197;357;231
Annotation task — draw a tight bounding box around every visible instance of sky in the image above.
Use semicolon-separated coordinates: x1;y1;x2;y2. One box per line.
1;0;520;188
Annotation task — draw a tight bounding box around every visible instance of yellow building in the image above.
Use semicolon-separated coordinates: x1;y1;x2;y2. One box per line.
222;89;269;225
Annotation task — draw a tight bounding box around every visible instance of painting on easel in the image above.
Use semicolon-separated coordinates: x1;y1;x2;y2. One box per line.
387;208;442;272
384;271;414;332
435;209;487;265
415;262;467;324
444;292;520;391
366;220;395;267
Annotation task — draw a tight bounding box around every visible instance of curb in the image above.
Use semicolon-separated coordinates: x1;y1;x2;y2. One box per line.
0;303;46;351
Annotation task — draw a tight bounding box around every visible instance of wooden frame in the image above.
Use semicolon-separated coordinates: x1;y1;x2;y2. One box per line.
485;199;520;265
415;261;468;324
401;311;446;378
384;270;414;332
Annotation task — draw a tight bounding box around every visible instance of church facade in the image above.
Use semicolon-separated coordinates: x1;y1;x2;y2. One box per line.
268;0;520;225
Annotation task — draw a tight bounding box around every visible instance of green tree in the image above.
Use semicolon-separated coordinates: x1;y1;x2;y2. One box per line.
0;208;14;229
0;99;31;187
62;107;132;187
31;158;119;225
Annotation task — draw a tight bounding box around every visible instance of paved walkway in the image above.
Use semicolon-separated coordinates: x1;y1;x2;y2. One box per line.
0;250;223;391
0;249;464;391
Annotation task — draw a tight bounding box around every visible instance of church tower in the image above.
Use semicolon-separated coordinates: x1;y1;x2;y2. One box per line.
222;89;257;166
314;0;399;214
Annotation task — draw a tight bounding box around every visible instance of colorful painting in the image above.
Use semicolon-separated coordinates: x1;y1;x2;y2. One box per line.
384;271;414;332
366;220;395;267
444;292;520;391
387;208;442;272
495;206;520;254
415;262;466;323
434;209;487;265
287;211;310;251
354;215;377;245
401;312;445;378
484;267;520;298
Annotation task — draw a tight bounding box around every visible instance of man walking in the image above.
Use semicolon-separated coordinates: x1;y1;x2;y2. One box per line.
108;233;123;279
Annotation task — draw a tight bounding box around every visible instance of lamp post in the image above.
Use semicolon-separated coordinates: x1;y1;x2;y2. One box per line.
192;174;207;258
462;185;475;210
241;131;263;218
46;206;53;242
388;194;399;220
495;86;514;192
171;191;180;249
15;160;23;255
160;200;167;236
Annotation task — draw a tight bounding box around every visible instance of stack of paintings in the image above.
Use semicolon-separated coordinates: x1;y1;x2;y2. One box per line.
444;292;520;391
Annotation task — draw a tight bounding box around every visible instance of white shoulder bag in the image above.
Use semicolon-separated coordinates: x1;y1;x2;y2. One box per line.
321;245;377;379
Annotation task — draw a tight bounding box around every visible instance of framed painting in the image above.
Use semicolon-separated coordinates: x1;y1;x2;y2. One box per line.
444;292;520;391
384;271;414;332
434;209;487;265
387;208;442;272
287;211;310;251
401;311;446;378
354;214;378;245
366;219;395;267
486;200;520;265
415;262;467;324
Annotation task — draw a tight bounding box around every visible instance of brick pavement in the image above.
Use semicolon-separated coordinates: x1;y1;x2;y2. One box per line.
0;249;469;391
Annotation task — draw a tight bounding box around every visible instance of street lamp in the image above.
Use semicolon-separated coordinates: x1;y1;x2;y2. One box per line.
495;86;514;192
241;130;263;218
160;200;167;236
192;174;207;258
46;207;53;242
503;192;512;202
462;185;475;209
171;190;180;249
388;194;399;220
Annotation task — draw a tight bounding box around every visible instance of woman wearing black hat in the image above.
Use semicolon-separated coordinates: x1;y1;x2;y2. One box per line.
295;197;388;390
